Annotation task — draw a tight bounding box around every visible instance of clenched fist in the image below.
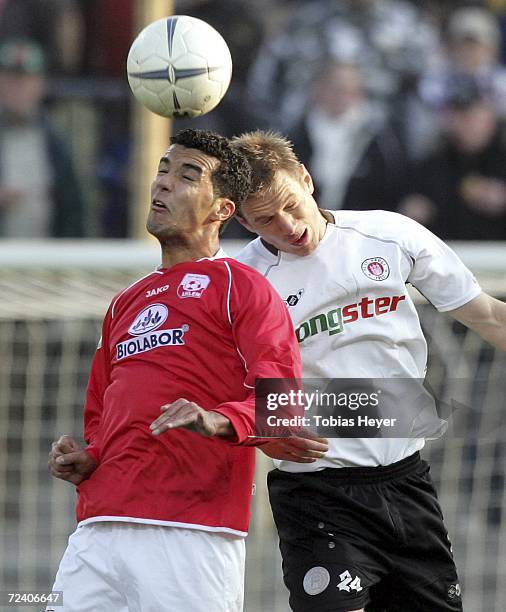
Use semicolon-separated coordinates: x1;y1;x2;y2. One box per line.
48;435;97;485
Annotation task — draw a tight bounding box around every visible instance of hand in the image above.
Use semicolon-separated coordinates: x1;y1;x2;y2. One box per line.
260;435;329;463
150;398;233;438
48;435;97;485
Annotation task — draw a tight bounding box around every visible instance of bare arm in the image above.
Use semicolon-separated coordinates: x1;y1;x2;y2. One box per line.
150;399;329;463
448;293;506;351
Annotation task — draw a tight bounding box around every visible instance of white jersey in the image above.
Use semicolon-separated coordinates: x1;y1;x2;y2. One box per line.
237;210;481;470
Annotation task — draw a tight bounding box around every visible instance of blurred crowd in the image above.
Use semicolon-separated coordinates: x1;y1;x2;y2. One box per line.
0;0;505;240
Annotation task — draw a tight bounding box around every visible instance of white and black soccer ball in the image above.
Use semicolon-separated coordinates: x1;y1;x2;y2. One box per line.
127;15;232;119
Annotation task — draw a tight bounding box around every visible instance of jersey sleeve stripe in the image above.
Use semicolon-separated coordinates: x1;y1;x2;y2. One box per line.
336;223;413;261
222;261;251;380
222;260;233;326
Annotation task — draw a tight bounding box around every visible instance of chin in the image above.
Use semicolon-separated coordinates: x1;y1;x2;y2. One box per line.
146;223;169;241
295;246;315;257
284;241;315;256
145;221;159;238
146;215;172;237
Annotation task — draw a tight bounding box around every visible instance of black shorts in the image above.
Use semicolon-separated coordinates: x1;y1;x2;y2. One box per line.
268;453;462;612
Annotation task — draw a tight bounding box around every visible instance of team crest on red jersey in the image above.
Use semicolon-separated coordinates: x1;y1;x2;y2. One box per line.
177;273;211;299
361;257;390;281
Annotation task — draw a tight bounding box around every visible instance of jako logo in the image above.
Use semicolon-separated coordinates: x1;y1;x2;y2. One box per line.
296;295;406;343
128;304;168;336
146;284;169;298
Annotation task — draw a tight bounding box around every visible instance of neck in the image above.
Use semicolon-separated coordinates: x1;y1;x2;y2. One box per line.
159;234;221;268
319;209;334;225
260;238;279;255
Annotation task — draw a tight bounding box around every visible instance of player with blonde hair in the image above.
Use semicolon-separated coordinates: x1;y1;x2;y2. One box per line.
233;130;506;612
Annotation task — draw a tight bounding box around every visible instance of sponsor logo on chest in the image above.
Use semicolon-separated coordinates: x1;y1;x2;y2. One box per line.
295;294;406;343
116;303;189;360
128;304;168;335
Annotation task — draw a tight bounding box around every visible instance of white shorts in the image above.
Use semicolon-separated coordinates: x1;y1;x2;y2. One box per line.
46;522;245;612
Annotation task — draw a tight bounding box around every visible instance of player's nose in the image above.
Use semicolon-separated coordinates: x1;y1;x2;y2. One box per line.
153;172;174;191
276;212;298;235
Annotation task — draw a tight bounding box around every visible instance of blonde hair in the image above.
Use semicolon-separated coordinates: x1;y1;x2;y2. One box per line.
231;130;301;198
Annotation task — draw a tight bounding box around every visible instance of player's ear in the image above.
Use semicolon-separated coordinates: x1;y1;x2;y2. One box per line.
210;198;235;223
299;164;314;194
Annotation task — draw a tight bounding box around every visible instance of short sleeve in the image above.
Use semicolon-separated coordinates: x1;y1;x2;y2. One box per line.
400;216;482;311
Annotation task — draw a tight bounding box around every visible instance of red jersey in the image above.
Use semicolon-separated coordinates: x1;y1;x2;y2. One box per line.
76;257;301;536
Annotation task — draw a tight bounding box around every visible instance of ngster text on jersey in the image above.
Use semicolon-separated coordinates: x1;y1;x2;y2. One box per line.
296;294;406;343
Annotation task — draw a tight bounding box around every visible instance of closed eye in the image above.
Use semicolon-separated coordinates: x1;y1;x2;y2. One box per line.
257;217;273;226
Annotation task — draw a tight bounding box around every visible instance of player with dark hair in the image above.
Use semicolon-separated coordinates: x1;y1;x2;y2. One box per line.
168;128;250;235
46;129;325;612
233;130;506;612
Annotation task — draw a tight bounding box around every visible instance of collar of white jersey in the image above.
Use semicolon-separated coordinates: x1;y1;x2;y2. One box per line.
255;210;337;262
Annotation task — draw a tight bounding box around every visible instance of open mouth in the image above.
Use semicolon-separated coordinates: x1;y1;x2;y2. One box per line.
151;199;168;212
290;228;308;247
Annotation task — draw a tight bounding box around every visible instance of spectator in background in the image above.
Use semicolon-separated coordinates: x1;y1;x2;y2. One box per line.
171;0;264;137
419;6;506;118
0;0;84;74
247;0;440;133
76;0;135;238
289;60;408;212
80;0;133;77
0;40;84;238
399;76;506;240
97;131;131;238
487;0;506;64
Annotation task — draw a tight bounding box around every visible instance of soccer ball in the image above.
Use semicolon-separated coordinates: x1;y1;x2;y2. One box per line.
127;15;232;118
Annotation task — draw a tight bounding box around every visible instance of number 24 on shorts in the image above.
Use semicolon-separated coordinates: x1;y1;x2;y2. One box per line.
338;570;363;592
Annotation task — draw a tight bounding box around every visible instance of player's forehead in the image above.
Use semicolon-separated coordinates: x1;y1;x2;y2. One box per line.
161;144;219;174
244;170;301;215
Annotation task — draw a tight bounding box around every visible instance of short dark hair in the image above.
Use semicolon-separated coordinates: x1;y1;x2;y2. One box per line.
171;128;252;215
